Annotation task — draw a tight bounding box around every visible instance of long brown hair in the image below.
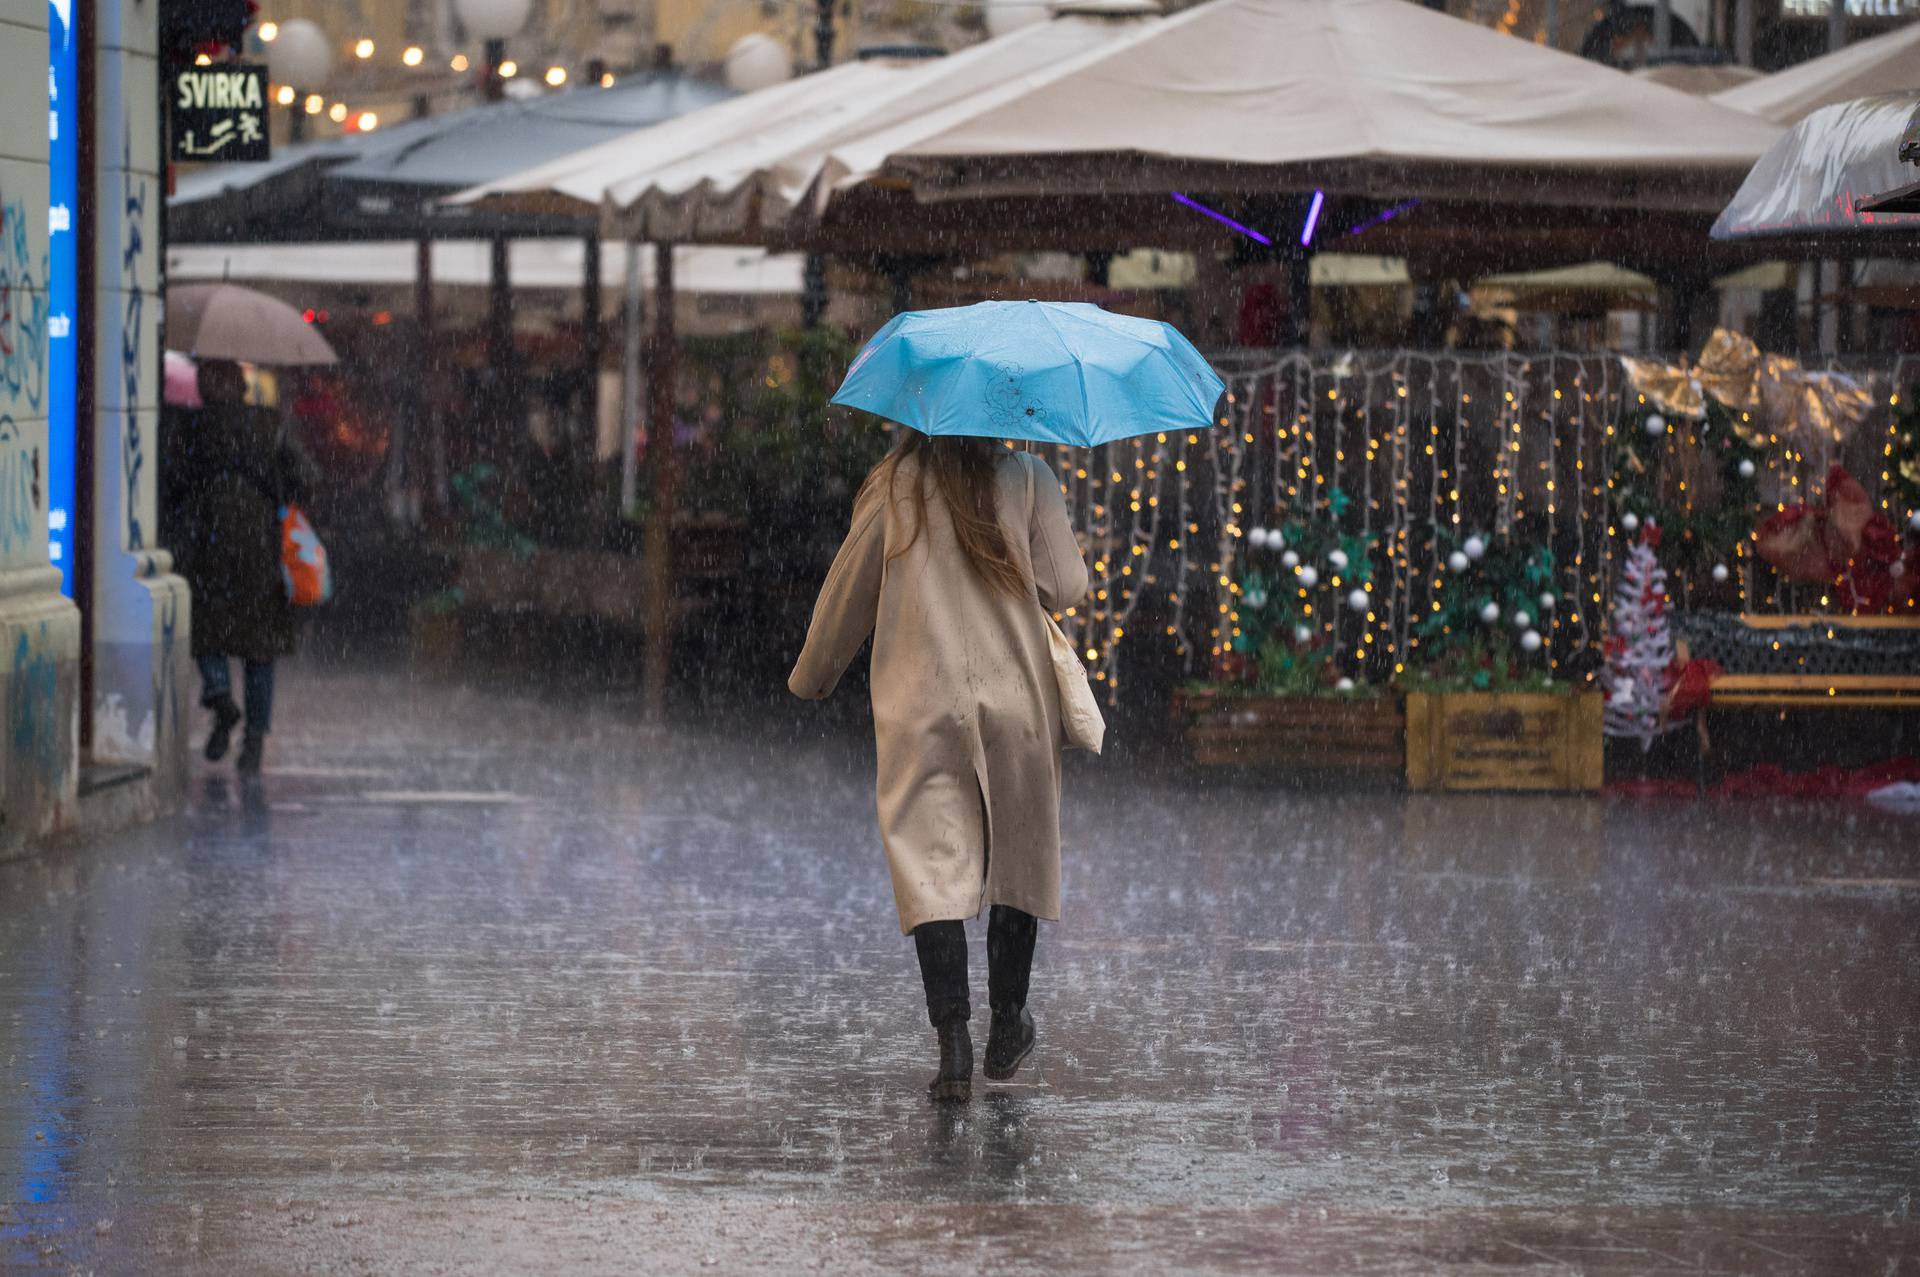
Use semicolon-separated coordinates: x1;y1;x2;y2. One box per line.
859;432;1029;598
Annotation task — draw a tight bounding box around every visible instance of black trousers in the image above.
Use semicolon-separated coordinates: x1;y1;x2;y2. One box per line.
911;905;1038;1026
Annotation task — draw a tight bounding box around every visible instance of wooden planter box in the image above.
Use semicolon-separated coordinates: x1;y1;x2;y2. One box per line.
1179;689;1406;781
1405;691;1604;793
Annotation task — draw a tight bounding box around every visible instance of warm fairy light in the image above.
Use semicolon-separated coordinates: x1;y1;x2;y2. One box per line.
354;37;375;58
451;53;470;71
194;52;212;65
545;65;567;86
328;101;348;122
304;93;324;114
356;111;379;131
275;84;295;105
258;20;279;41
402;45;424;66
600;72;615;87
498;59;519;77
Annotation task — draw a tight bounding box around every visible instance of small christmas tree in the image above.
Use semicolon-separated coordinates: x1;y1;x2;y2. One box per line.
1603;525;1679;748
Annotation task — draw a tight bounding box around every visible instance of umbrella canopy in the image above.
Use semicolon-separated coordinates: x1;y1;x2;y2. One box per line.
831;301;1224;446
165;282;339;365
170;71;731;243
1711;94;1920;244
167;241;803;294
1712;22;1920;126
872;0;1783;215
452;5;1161;241
1632;62;1763;96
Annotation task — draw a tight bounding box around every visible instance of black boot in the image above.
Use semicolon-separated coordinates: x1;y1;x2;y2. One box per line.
984;1004;1035;1081
236;731;265;776
929;1016;973;1103
203;696;242;762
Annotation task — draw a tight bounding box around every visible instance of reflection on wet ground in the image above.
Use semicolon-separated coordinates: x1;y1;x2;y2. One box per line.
3;662;1917;1273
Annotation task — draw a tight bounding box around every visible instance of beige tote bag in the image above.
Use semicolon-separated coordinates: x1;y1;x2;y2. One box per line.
1044;614;1106;754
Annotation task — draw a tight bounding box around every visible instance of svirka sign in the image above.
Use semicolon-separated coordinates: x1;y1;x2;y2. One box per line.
171;64;270;162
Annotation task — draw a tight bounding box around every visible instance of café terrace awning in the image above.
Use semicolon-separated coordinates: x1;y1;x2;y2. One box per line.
1712;21;1920;126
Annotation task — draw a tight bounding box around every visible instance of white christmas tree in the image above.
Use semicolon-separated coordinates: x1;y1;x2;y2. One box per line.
1603;527;1679;749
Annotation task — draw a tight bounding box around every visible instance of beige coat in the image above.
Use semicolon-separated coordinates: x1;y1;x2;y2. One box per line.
789;450;1090;934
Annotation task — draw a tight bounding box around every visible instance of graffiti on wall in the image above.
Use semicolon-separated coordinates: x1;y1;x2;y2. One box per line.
9;625;61;799
0;197;48;562
1;197;48;415
122;139;147;551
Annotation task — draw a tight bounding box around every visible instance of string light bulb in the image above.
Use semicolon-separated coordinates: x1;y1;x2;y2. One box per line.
402;45;424;66
353;37;374;59
545;65;567;86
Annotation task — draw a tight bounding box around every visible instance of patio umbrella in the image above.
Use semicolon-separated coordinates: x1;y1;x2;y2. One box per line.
831;301;1224;446
165;282;339;365
1710;94;1920;245
1712;21;1920;126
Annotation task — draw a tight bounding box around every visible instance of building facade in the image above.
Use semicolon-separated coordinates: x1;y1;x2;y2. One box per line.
2;0;188;858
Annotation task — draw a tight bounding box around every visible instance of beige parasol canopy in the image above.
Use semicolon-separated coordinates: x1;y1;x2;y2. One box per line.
165;282;338;366
453;4;1161;241
876;0;1782;215
1632;62;1764;97
1712;21;1920;126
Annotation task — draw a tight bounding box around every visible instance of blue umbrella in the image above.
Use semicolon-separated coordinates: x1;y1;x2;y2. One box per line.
830;301;1225;446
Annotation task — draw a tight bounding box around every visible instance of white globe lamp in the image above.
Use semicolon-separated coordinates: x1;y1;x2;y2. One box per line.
455;0;535;39
266;18;332;88
725;34;792;92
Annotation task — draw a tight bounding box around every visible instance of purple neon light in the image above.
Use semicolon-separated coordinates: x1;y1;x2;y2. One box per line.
1171;192;1271;246
1346;199;1420;238
1299;189;1325;247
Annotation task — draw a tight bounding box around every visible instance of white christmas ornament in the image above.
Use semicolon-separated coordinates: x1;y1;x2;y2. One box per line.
1711;563;1730;583
1463;535;1487;561
1892;561;1907;578
1621;512;1641;532
1293;625;1313;644
1281;549;1300;569
1513;611;1532;630
1347;588;1370;612
1910;510;1920;531
1479;601;1500;624
1739;459;1757;480
1520;629;1543;653
1297;566;1319;589
1328;549;1349;570
1538;592;1557;611
1447;551;1470;574
1644;413;1667;437
1335;677;1356;692
1243;586;1268;609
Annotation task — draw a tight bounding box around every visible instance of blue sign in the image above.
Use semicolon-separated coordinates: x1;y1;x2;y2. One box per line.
47;0;77;593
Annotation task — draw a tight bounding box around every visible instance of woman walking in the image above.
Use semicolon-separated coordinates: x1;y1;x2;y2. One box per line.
166;358;317;775
789;432;1088;1101
792;299;1222;1101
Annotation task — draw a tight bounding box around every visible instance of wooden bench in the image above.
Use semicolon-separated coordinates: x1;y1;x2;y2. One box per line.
1680;614;1920;785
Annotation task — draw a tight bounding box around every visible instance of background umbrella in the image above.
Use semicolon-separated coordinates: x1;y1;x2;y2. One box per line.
163;350;202;408
831;300;1223;446
165;281;339;365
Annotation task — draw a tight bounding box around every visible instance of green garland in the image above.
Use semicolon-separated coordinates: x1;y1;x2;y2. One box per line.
1610;397;1766;575
1228;514;1381;696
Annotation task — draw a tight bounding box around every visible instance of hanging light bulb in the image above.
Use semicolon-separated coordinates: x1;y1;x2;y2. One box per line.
258;20;279;41
275;84;295;105
354;37;375;59
497;59;518;77
402;45;424;66
544;65;566;86
328;101;348;122
451;53;471;71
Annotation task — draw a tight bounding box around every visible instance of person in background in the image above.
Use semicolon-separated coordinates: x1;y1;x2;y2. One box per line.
166;359;318;775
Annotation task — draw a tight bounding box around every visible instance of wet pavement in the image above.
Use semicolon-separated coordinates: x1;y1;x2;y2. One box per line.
3;661;1919;1274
